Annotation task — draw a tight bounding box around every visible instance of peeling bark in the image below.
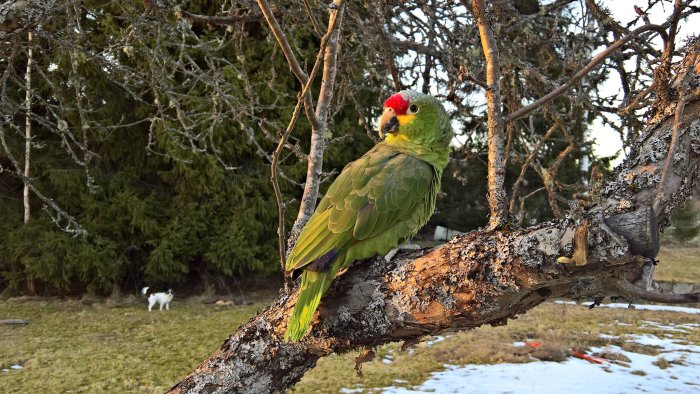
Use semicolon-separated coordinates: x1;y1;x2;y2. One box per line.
170;98;700;394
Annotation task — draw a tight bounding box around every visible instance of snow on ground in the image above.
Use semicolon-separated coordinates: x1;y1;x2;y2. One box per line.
1;364;23;373
600;303;700;315
358;330;700;393
555;300;700;315
425;335;447;347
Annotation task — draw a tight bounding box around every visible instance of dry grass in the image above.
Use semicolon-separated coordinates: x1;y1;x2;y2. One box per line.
0;296;267;393
2;298;698;393
654;246;700;283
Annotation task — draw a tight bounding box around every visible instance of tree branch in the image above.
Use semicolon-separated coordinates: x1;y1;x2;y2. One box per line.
505;23;669;123
468;0;510;229
289;0;345;246
180;9;283;26
606;278;700;304
256;0;322;132
269;1;344;279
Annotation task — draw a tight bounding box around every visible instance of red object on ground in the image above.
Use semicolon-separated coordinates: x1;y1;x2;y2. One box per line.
571;351;605;364
524;341;542;348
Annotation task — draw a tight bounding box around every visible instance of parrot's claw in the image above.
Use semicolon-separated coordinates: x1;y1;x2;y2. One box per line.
384;243;421;262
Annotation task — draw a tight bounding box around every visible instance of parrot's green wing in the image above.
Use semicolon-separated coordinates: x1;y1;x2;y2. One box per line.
285;144;436;273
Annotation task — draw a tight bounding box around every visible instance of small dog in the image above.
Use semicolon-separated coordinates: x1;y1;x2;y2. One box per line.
141;287;174;311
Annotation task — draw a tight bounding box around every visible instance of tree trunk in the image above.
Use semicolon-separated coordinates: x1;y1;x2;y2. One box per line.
469;0;510;229
168;66;700;393
24;29;35;295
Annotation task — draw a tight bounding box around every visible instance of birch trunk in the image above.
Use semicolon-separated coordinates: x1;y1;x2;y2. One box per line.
24;30;35;295
290;0;345;244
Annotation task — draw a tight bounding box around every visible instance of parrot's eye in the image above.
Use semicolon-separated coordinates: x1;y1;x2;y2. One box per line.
408;104;419;114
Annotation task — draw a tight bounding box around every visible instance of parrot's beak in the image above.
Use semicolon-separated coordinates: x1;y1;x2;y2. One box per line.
378;107;400;139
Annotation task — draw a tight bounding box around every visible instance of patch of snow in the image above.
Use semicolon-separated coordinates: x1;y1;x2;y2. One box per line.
376;334;699;393
383;355;394;364
2;364;22;373
340;385;364;393
554;300;700;314
425;335;446;347
603;303;700;314
598;333;618;340
640;320;691;333
511;341;526;347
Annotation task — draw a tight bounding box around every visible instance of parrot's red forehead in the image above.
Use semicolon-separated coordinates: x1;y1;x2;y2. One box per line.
384;93;409;115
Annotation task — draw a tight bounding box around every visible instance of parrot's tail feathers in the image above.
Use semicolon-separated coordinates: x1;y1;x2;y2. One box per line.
285;270;332;342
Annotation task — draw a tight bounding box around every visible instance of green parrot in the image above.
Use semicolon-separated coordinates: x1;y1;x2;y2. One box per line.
284;90;452;341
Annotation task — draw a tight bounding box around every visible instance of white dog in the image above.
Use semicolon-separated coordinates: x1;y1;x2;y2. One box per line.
141;287;174;311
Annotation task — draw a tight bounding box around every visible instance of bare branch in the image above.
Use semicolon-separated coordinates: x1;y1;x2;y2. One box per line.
289;0;346;246
180;9;283;26
607;278;700;304
509;124;557;212
505;24;669;123
302;0;323;36
270;0;345;279
257;0;322;132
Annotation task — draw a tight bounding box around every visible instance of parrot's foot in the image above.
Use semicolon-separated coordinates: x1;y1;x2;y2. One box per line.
384;243;421;262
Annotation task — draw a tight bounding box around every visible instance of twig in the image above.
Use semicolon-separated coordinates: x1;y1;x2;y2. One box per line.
180;10;283;25
505;23;669;123
257;0;322;131
618;81;655;115
509;124;557;212
302;0;323;36
458;65;488;90
468;0;509;229
654;0;683;104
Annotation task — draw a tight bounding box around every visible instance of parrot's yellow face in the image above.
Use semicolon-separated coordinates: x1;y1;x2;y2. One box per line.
377;90;452;149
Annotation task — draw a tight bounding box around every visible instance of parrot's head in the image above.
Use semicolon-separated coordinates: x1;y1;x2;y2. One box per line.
378;90;452;151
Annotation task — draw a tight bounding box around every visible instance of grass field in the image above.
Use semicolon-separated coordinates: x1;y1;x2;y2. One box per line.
1;246;698;393
654;246;700;283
